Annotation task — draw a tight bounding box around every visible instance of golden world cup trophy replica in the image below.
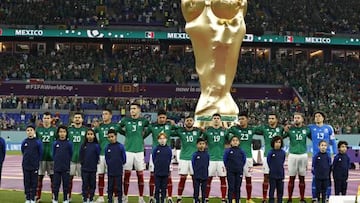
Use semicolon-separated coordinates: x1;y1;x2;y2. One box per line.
181;0;247;127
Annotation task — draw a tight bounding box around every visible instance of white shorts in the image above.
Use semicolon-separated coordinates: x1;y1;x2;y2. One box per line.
243;158;253;177
70;162;81;176
149;154;173;173
263;159;269;174
38;161;54;176
178;160;193;175
288;153;308;176
97;156;107;174
208;161;226;177
124;152;145;171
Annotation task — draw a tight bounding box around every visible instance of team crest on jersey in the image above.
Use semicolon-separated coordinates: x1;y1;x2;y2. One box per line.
324;129;328;134
197;155;200;159
155;127;158;130
138;121;142;126
56;144;59;148
193;131;197;136
302;130;306;134
220;132;224;136
272;154;275;157
157;150;160;153
248;130;252;134
81;131;86;136
165;125;169;130
50;131;54;136
339;158;342;161
108;149;111;152
230;151;233;154
276;128;280;132
24;143;28;146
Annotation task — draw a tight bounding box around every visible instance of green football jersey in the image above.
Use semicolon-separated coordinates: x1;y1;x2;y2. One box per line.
172;127;203;160
284;126;311;154
226;126;255;158
144;122;176;148
203;126;227;161
36;126;57;161
255;125;284;156
94;123;121;155
68;126;87;163
119;117;149;153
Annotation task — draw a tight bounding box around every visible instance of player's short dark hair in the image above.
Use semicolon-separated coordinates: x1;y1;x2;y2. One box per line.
294;112;304;117
268;112;278;119
314;111;326;120
318;140;328;146
197;137;206;144
270;136;284;148
238;111;248;118
212;113;221;118
337;140;348;149
26;125;35;130
107;129;117;136
103;109;112;114
185;114;194;119
43;112;52;117
131;102;141;108
157;109;167;116
73;112;83;117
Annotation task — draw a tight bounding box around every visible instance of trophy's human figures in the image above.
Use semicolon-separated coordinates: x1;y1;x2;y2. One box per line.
181;0;247;121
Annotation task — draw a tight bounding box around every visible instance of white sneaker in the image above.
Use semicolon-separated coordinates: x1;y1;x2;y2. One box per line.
122;196;128;203
52;200;58;203
25;200;30;203
30;201;36;203
95;196;105;203
138;197;146;203
114;197;118;202
63;200;69;203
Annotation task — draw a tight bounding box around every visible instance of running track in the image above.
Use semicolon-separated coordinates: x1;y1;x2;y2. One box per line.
1;155;359;198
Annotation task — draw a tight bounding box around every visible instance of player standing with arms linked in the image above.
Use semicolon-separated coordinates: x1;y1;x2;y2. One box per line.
226;112;256;203
68;112;87;201
254;113;285;203
283;112;311;203
144;109;176;203
36;112;57;203
119;103;149;203
203;113;227;203
171;115;202;203
94;109;122;203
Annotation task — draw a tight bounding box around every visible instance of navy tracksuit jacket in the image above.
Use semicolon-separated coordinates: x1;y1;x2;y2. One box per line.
79;142;100;201
312;152;331;203
105;142;126;203
153;144;172;203
52;139;73;201
332;153;350;195
21;137;43;201
223;146;246;203
267;149;285;203
192;150;210;203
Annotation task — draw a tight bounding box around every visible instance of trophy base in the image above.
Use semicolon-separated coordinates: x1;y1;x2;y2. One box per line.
194;114;238;128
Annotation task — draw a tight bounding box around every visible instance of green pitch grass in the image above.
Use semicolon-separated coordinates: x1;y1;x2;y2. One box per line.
0;190;312;203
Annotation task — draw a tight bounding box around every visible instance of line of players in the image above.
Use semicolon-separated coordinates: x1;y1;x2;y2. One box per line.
32;103;345;203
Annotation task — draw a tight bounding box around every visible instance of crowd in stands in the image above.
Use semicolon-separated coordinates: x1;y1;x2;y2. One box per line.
0;0;359;34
